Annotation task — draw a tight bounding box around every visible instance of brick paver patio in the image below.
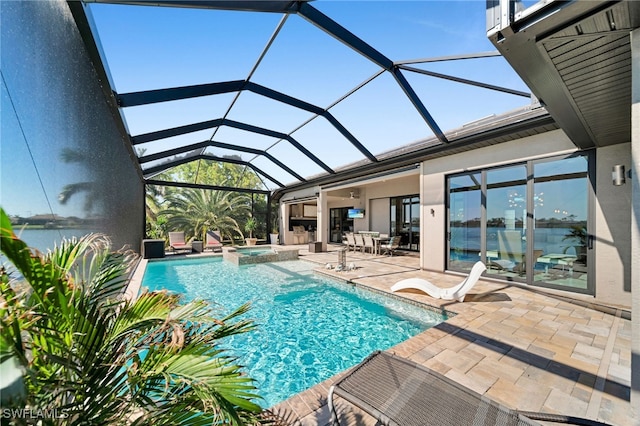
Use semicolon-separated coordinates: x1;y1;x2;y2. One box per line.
266;244;634;426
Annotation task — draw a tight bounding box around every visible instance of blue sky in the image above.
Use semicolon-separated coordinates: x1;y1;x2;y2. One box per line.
89;0;533;188
3;0;538;218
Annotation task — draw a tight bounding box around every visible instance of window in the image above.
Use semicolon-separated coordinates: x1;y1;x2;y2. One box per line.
446;153;593;294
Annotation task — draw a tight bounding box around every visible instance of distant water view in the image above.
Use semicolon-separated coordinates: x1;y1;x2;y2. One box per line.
11;228;95;252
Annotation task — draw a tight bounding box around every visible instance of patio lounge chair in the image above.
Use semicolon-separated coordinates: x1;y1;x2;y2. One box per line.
205;230;223;252
391;261;486;302
168;231;192;254
328;350;608;426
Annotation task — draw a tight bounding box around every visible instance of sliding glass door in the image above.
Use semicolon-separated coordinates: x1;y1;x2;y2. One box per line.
446;152;593;294
485;165;528;281
448;174;481;272
329;207;353;243
531;156;590;291
391;195;420;251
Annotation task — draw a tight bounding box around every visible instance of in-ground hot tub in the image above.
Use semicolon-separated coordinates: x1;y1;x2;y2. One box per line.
223;245;299;265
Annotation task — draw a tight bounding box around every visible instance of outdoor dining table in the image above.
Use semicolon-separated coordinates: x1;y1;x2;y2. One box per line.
373;236;391;255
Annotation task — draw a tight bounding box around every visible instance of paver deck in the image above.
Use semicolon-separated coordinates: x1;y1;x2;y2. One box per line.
265;244;634;426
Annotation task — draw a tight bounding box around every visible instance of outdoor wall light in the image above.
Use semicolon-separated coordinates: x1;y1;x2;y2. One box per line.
612;164;626;186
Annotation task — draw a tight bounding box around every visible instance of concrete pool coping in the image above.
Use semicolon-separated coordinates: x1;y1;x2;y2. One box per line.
127;244;634;425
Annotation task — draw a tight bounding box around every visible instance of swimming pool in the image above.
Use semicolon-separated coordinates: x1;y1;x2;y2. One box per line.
237;248;273;256
142;257;447;407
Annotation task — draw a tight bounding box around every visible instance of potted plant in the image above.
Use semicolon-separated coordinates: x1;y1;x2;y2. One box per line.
563;224;587;265
269;223;279;245
245;217;258;246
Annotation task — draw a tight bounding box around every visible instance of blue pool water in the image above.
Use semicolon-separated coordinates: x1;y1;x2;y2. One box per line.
236;248;273;256
142;258;446;407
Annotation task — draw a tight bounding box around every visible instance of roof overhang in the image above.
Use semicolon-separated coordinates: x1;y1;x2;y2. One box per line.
487;0;640;149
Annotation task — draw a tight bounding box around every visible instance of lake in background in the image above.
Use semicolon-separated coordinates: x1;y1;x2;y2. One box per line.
9;228;96;252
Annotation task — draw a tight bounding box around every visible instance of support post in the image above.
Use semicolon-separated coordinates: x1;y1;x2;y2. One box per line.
318;190;328;252
631;27;640;419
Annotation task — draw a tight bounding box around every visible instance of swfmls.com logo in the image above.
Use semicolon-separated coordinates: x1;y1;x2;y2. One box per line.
1;408;69;419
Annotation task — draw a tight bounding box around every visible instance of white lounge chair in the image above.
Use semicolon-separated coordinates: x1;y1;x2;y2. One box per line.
391;261;486;302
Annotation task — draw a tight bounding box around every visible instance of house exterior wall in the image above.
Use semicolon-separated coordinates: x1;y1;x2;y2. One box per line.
0;0;144;251
594;143;632;306
421;130;576;273
630;27;640;413
421;129;632;308
325;175;419;235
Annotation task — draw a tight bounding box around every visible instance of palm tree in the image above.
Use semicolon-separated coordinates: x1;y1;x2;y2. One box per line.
160;188;250;243
0;208;267;425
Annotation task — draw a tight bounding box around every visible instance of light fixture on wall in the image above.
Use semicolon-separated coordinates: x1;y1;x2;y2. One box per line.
349;190;360;199
612;164;626;186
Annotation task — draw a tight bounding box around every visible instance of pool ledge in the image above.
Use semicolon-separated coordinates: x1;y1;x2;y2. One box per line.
223;245;299;265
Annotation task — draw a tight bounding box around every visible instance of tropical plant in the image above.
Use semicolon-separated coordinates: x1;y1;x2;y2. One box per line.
244;217;257;239
159;188;250;243
0;207;268;425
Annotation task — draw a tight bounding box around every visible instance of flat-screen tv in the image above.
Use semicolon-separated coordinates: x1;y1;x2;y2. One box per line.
348;208;365;219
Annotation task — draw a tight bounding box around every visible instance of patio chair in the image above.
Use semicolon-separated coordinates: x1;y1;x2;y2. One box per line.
363;234;375;254
354;233;365;253
328;350;608;426
391;261;486;302
168;231;192;254
345;233;356;252
380;235;401;256
205;230;223;253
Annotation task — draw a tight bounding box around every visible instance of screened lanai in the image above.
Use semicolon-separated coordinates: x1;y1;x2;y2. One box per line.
77;0;536;197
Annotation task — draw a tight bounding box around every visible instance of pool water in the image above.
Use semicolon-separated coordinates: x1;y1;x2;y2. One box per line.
142;258;446;407
237;248;273;256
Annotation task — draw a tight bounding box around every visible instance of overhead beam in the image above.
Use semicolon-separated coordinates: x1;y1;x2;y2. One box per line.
297;2;447;142
130;117;334;174
141;151;203;175
85;0;305;14
142;153;285;187
200;154;285;187
222;119;335;174
118;80;378;162
138;142;209;163
116;80;245;107
391;67;448;143
131;118;223;145
296;2;394;70
137;140;307;182
208;140;306;182
399;65;531;98
145;179;271;195
394;51;502;65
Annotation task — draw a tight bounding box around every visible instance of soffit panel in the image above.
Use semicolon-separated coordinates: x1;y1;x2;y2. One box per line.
541;31;631;147
490;1;638;150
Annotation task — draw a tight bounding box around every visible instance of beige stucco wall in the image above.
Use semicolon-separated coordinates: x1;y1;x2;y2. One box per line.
323;173;419;236
594;143;632;306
